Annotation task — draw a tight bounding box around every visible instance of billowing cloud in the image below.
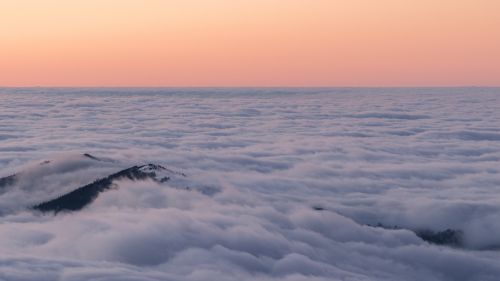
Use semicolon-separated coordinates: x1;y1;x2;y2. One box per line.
0;88;500;280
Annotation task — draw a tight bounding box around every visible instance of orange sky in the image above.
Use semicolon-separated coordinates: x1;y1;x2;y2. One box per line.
1;0;499;87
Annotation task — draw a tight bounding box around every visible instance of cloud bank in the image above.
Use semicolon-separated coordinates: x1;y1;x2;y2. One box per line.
1;87;500;280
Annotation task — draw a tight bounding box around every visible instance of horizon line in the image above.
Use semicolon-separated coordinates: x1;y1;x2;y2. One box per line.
1;85;499;89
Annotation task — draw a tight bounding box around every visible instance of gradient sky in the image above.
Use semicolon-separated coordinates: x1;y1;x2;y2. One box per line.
1;0;499;87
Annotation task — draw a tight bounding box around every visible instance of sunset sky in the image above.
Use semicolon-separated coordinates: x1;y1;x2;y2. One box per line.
1;0;499;87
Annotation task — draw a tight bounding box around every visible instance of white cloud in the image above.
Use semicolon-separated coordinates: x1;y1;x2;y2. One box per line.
0;87;500;280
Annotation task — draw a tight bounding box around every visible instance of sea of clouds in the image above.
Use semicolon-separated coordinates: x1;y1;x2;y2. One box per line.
0;87;499;281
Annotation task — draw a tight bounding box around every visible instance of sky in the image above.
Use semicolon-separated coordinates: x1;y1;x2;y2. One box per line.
0;0;499;87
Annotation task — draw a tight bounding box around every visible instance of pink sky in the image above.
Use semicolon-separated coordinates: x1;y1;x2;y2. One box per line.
1;0;499;87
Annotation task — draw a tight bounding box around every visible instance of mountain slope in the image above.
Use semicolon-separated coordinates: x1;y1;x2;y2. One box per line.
33;164;177;213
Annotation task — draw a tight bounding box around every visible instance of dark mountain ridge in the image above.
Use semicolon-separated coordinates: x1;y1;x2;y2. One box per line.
33;164;177;213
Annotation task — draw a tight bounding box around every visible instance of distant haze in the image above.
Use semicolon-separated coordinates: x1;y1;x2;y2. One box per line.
1;0;499;87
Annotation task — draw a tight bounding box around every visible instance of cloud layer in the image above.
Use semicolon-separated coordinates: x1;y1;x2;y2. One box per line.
1;87;500;280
